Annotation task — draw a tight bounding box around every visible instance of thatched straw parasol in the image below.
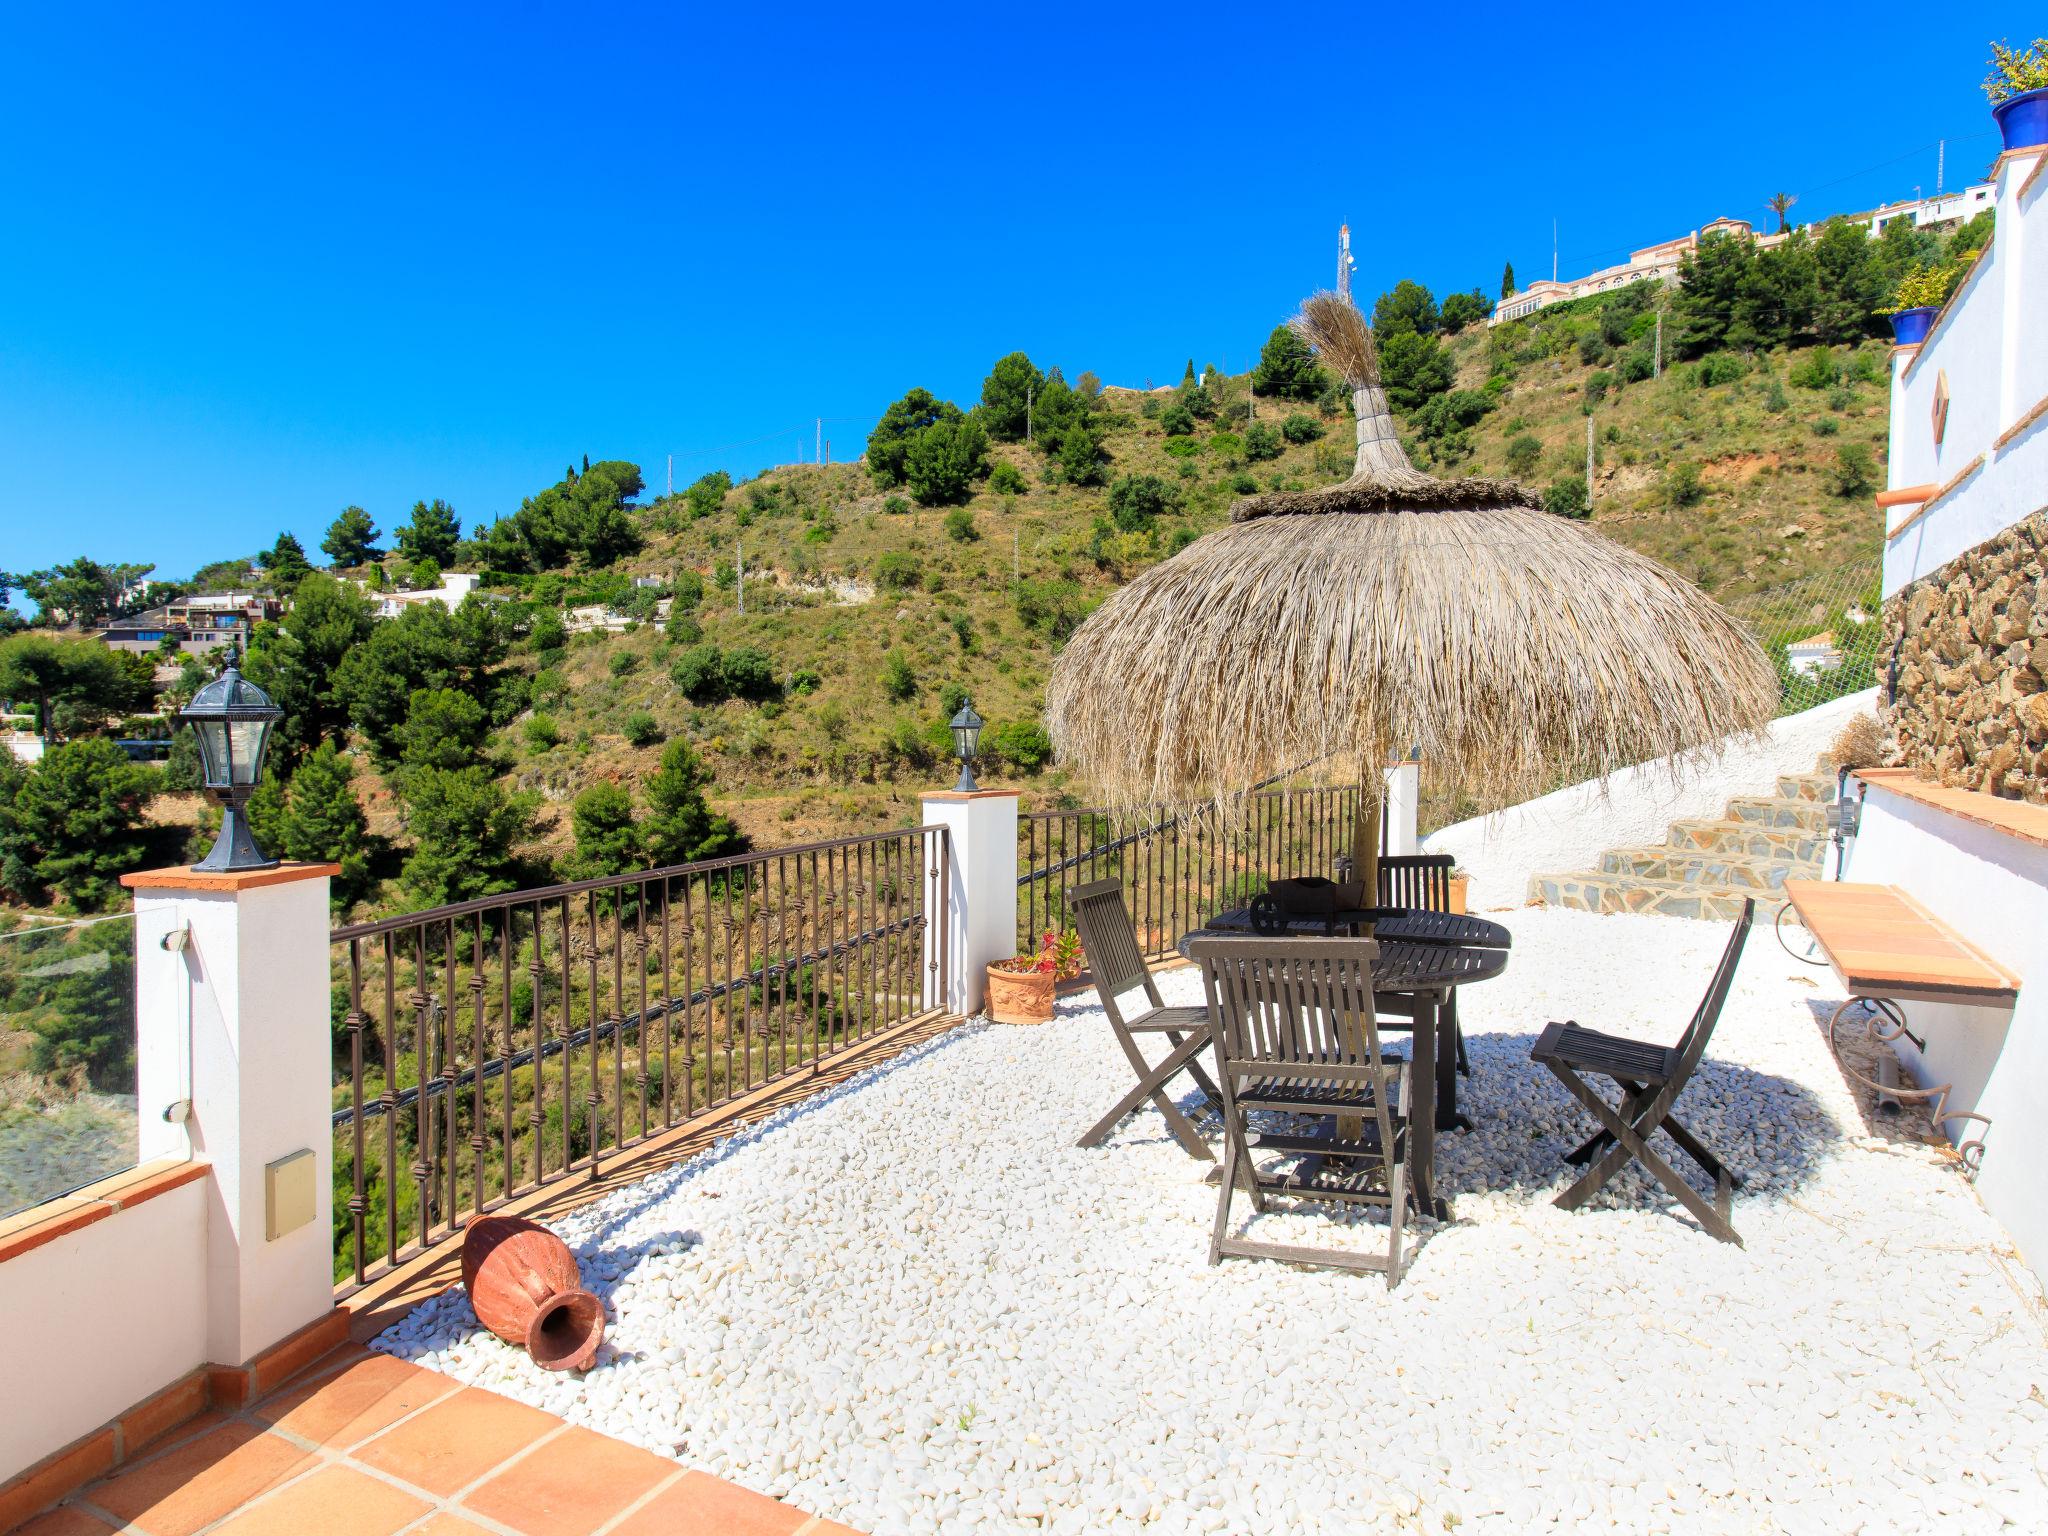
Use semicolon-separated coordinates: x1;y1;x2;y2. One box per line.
1046;290;1777;893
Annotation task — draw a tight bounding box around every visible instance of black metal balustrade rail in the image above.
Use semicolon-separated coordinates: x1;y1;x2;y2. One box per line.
329;825;950;1290
1019;785;1363;961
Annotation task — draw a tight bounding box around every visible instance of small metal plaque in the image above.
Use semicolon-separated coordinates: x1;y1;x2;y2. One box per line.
265;1148;316;1241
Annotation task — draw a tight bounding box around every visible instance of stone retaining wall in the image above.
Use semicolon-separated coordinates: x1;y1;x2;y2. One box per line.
1885;504;2048;803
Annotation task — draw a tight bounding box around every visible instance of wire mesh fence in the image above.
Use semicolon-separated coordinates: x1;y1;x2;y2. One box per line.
1722;555;1884;717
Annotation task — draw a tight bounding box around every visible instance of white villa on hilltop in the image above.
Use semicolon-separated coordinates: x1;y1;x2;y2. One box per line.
1493;180;1996;324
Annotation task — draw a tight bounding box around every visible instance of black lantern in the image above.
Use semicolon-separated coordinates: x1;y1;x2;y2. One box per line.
181;660;283;872
949;701;984;792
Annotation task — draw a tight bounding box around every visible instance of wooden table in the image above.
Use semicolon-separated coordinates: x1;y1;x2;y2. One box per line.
1175;925;1509;1219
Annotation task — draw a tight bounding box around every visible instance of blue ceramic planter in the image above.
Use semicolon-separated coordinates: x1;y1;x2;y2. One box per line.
1890;306;1938;346
1993;86;2048;151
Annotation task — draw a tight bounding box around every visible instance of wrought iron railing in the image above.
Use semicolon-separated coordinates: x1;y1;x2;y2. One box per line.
329;825;950;1290
1019;786;1362;961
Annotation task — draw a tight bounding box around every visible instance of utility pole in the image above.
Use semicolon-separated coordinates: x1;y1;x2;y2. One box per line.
1585;415;1595;507
1937;138;1945;198
1013;527;1020;583
1026;383;1033;444
1653;312;1663;380
666;454;672;497
736;541;744;616
816;417;822;464
1552;218;1558;284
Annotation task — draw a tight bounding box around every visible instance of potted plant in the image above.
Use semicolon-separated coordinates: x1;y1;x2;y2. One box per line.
1987;37;2048;151
1447;867;1471;915
987;928;1082;1024
1881;263;1963;345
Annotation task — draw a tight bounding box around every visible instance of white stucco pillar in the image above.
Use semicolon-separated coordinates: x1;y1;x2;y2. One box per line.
920;791;1020;1018
122;862;339;1368
1383;758;1420;856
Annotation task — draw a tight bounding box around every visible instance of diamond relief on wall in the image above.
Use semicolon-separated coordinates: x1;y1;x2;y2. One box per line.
1932;369;1950;447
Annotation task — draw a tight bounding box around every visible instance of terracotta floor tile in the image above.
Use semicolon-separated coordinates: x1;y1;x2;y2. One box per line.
254;1351;458;1449
86;1421;314;1536
352;1386;560;1498
12;1506;120;1536
608;1472;809;1536
206;1464;431;1536
460;1426;674;1536
410;1517;499;1535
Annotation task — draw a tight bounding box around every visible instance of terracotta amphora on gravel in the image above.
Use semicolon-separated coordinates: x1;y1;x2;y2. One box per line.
460;1215;606;1371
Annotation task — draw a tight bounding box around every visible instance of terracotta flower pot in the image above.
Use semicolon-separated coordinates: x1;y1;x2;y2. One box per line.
461;1215;606;1372
987;962;1057;1024
1448;875;1470;915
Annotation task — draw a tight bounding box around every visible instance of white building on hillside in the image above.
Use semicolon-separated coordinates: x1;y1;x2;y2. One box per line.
366;570;483;620
1491;183;1995;326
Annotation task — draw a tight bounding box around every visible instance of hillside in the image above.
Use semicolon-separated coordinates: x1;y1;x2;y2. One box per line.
504;306;1888;863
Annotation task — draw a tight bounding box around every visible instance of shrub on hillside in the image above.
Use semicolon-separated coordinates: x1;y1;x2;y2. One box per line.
623;712;664;747
1695;352;1746;388
670;644;727;702
988;461;1026;495
525;713;561;750
985;719;1053;771
1618;348;1654;383
874;551;923;591
1107;473;1181;532
1831;443;1877;499
1583;370;1614;410
1161;403;1196;437
1543;477;1590;519
1789;348;1839;390
881;649;916;702
1014;579;1090;644
1505;434;1541;476
1280;413;1323;444
1250;325;1324;400
906;416;989;506
722;646;777;700
1243;422;1283;461
944;507;978;542
1666;461;1705;507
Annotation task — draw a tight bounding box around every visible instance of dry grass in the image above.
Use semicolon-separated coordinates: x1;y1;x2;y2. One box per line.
1048;291;1779;820
1829;711;1890;771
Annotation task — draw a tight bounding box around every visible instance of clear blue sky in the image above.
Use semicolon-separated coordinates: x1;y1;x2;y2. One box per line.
0;5;2031;600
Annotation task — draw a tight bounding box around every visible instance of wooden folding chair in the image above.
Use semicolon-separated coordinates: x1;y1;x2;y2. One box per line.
1529;898;1753;1244
1377;853;1469;1075
1067;878;1222;1160
1187;936;1413;1286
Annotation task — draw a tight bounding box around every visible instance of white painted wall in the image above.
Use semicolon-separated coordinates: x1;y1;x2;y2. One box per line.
1842;781;2048;1285
1885;146;2048;597
1425;690;1876;911
921;793;1018;1017
0;1179;210;1478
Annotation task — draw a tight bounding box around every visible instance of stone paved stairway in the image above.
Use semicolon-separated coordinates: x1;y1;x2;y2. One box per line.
1530;761;1837;919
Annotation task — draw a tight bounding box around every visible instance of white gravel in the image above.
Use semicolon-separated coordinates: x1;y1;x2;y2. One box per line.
375;909;2048;1535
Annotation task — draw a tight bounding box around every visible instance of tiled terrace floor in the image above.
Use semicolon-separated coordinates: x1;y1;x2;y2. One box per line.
21;1347;858;1536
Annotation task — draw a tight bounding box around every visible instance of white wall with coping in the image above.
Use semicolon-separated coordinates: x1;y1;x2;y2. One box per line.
1841;782;2048;1284
1425;690;1876;911
921;793;1018;1017
0;1177;210;1477
1885;145;2048;598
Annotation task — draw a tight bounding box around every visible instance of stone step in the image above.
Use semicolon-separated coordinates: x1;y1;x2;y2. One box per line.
1776;773;1838;803
1599;846;1822;891
1667;819;1828;863
1529;870;1786;921
1726;795;1830;831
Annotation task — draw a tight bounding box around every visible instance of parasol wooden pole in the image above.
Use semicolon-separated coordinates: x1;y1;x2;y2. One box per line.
1350;758;1381;909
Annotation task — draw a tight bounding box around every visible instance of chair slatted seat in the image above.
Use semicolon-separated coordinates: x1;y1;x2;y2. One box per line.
1067;878;1222;1159
1187;935;1414;1286
1530;899;1754;1245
